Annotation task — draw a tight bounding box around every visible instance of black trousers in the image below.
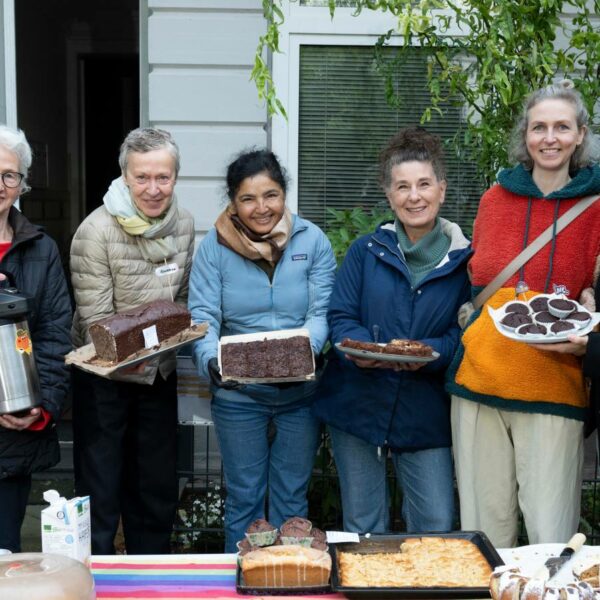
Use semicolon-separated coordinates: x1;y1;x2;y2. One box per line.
72;368;178;554
0;474;31;551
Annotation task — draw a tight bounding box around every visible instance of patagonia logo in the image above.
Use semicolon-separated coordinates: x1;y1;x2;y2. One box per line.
292;254;308;261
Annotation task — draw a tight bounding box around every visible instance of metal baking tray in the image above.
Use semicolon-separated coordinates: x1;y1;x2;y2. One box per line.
330;531;503;598
235;564;331;596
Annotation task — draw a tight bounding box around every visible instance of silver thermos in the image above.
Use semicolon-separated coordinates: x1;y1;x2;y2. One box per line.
0;278;42;415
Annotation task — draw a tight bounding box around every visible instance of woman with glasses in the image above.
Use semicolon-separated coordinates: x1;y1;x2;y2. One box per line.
70;127;194;554
0;125;71;552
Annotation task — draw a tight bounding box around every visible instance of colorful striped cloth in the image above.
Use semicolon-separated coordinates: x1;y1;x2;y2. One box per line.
91;553;343;599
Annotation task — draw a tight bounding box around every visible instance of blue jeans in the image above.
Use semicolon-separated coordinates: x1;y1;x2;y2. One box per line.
211;396;320;552
329;426;454;533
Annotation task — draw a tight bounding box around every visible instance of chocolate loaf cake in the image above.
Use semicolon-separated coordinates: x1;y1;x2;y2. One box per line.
220;335;314;379
89;300;191;362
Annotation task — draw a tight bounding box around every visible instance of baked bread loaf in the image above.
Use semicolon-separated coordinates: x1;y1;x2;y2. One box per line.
240;545;331;588
89;300;190;362
338;537;491;587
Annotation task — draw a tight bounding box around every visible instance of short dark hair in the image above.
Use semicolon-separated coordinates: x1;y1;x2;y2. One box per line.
226;149;288;200
379;127;446;189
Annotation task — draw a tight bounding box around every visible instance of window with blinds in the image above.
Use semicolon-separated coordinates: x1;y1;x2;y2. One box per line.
298;45;483;236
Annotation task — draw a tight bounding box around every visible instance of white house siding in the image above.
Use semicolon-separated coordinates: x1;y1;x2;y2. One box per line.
145;0;268;235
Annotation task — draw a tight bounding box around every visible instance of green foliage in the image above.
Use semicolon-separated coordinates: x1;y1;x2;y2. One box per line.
325;205;393;264
256;0;600;186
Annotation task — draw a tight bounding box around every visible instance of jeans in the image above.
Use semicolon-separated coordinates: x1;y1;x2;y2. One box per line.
329;426;454;533
211;396;320;552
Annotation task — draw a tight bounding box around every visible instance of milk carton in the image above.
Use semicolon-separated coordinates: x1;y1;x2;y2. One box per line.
41;489;91;563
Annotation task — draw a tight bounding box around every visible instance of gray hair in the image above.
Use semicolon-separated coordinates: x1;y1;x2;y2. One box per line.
0;124;32;193
118;127;180;176
509;79;600;171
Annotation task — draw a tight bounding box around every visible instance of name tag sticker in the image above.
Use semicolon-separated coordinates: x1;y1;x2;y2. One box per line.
292;254;308;261
143;325;159;348
155;263;179;277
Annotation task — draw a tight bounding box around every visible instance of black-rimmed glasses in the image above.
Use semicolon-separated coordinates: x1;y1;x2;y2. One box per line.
0;172;24;188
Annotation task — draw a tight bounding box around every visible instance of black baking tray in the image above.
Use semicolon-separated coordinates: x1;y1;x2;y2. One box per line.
330;531;503;599
236;565;331;596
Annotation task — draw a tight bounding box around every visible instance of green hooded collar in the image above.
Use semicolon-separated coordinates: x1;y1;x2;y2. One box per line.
497;163;600;199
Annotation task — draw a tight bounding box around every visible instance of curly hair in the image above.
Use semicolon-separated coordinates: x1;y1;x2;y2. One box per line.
509;79;600;172
379;127;446;189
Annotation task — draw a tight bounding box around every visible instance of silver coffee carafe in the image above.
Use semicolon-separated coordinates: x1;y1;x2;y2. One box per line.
0;282;42;415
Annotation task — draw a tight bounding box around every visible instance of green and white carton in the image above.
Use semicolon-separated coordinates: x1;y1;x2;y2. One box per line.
41;489;91;563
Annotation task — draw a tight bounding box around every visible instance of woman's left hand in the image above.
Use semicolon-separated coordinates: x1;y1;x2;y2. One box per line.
0;407;42;430
389;361;426;372
529;334;588;356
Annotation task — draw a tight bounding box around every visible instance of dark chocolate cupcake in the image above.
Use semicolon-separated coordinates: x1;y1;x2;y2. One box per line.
309;527;327;550
567;311;592;328
237;538;260;556
505;302;531;315
280;517;313;546
517;324;547;336
529;296;549;312
548;298;576;318
245;518;278;546
534;311;559;324
501;313;533;329
550;321;576;334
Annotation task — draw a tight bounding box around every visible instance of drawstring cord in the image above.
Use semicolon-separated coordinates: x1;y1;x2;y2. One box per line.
164;258;174;302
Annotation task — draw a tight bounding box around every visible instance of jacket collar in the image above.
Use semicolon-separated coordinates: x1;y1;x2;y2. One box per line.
8;206;43;246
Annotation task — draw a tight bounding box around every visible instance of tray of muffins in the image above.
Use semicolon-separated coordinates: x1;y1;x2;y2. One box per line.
336;338;440;363
488;294;600;344
236;517;332;595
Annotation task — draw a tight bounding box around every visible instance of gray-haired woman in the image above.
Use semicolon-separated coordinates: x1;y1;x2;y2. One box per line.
0;125;71;552
71;127;194;554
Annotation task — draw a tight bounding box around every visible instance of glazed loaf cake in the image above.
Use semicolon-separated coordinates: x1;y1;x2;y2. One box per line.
241;545;331;588
89;300;190;362
220;335;314;379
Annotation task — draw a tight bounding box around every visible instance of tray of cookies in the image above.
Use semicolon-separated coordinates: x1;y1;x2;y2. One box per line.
330;531;503;598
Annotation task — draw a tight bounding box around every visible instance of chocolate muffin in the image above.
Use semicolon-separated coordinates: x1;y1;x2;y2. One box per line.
534;311;559;324
568;311;591;325
505;302;530;315
309;527;327;550
550;321;576;334
245;518;278;546
517;324;547;336
501;313;533;329
548;298;576;318
280;517;314;546
237;538;260;556
529;296;549;312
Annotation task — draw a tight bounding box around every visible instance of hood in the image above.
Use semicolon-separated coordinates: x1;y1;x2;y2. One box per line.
497;164;600;199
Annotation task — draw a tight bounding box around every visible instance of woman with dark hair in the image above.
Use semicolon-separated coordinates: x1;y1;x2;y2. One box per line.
0;125;71;552
447;80;600;547
313;127;471;534
189;149;336;551
71;127;194;554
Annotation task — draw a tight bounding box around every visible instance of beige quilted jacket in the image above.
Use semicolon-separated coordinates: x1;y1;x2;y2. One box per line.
70;205;194;383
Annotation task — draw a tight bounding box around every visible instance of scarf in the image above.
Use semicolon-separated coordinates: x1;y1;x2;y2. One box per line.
395;217;451;286
103;177;179;263
215;204;293;266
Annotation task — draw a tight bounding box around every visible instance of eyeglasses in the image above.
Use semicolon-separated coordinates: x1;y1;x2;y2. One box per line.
0;172;24;189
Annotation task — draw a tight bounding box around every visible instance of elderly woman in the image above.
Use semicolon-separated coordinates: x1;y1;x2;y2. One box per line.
71;127;194;554
0;125;71;552
313;127;471;533
447;80;600;547
189;149;336;552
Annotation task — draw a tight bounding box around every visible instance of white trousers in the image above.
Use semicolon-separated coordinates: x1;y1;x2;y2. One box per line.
451;396;583;548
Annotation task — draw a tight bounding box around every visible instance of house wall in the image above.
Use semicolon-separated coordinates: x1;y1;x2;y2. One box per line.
145;0;268;235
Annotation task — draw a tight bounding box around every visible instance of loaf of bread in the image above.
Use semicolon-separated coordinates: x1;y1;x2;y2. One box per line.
240;545;331;588
89;300;190;362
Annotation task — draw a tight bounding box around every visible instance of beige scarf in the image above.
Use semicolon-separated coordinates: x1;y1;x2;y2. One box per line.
215;205;293;265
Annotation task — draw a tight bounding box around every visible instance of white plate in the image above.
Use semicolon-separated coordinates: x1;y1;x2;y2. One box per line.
499;544;600;586
335;342;440;363
488;305;600;344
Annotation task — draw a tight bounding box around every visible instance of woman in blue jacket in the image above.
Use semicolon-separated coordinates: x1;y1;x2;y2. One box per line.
189;149;336;551
313;128;471;534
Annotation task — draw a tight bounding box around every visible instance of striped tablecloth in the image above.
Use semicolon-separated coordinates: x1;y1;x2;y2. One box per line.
91;553;343;599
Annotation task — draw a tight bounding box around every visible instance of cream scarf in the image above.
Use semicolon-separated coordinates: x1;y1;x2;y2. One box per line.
103;177;179;263
215;205;293;265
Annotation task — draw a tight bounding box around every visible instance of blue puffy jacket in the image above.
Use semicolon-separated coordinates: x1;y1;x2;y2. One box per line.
313;219;471;451
189;214;336;405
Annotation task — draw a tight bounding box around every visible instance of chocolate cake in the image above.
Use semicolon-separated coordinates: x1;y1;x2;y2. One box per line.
534;311;559;324
550;321;576;334
568;311;591;324
220;336;314;379
89;300;191;363
529;297;549;312
505;302;530;315
384;339;434;357
501;313;532;328
339;338;384;353
517;324;547;336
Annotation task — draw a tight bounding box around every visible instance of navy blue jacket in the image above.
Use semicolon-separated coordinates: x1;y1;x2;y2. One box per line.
313;220;471;451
